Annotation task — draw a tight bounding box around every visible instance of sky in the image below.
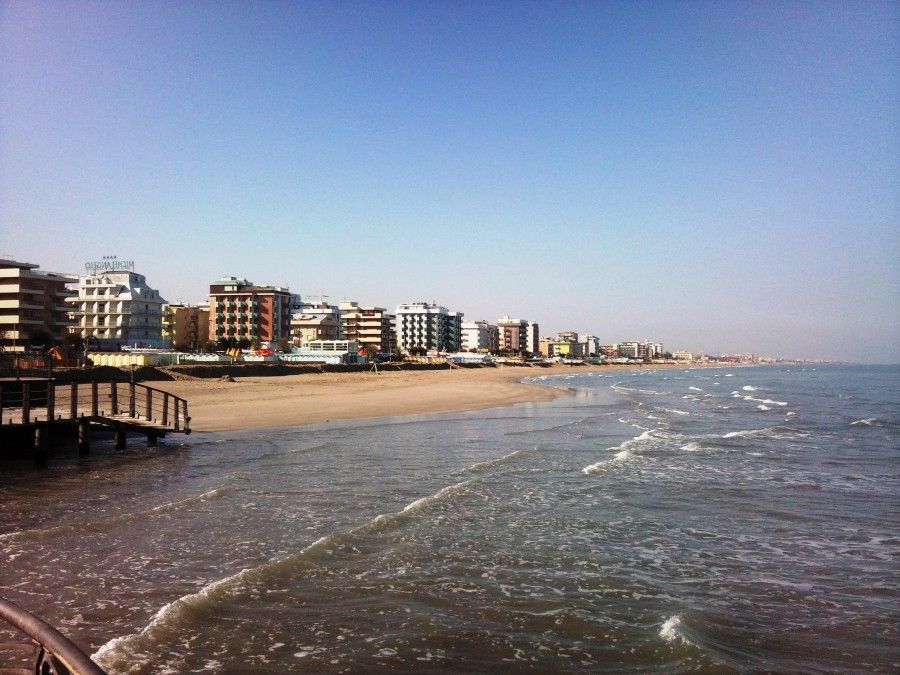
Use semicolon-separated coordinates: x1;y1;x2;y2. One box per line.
1;1;897;362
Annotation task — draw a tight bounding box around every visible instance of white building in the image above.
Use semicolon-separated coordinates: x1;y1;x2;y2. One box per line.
581;334;600;357
526;322;540;355
395;302;463;353
295;301;343;337
68;267;167;349
461;319;498;352
617;341;639;359
672;350;693;361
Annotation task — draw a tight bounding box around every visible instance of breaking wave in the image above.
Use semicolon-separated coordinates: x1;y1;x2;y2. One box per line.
92;480;473;671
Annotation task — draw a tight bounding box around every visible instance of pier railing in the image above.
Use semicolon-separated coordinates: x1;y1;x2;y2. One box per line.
0;595;106;675
0;380;190;433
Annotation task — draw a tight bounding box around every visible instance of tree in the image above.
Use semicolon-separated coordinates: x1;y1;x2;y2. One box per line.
28;329;54;349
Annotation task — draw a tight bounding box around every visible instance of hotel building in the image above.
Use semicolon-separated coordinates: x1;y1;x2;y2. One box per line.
395;302;463;353
68;266;166;350
209;276;292;348
338;301;396;356
461;319;499;352
162;303;210;351
290;313;340;347
0;259;76;351
497;316;528;355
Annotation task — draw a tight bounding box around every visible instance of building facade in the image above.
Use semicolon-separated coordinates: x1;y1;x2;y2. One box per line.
338;301;396;356
290;313;340;346
497;316;529;354
68;268;166;350
0;259;76;351
460;319;499;352
209;276;292;349
526;322;540;355
395;302;463;353
162;303;210;351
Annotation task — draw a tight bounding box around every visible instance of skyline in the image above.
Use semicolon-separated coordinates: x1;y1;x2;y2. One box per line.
2;2;898;362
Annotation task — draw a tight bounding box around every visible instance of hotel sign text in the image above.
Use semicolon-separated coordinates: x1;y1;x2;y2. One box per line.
85;256;135;273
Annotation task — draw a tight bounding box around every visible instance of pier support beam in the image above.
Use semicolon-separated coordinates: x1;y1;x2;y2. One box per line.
114;427;126;450
33;424;48;465
78;418;90;456
147;430;158;447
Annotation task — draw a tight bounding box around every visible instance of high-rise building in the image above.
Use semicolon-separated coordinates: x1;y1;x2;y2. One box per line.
162;303;210;351
0;258;76;352
395;302;463;353
338;301;395;356
461;319;498;352
526;322;540;356
209;276;292;349
68;265;166;350
497;316;529;354
581;334;600;357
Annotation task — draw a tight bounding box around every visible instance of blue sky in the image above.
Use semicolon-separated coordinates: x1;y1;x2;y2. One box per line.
1;1;897;361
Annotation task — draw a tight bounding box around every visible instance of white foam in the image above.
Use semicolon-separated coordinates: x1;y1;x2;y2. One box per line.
850;418;877;427
582;449;631;474
659;615;690;643
680;442;701;452
757;405;771;411
742;385;758;391
688;386;703;392
723;427;774;439
667;409;690;416
743;395;788;406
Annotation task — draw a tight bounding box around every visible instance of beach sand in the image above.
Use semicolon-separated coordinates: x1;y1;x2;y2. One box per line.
150;365;589;432
152;363;708;432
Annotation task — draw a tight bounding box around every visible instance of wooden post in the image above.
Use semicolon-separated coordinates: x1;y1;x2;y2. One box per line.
162;394;169;426
114;426;126;450
147;429;158;447
46;381;55;422
78;417;90;456
174;399;180;431
70;382;78;419
22;382;30;424
33;424;47;464
110;382;118;415
129;382;136;417
91;381;99;416
146;388;153;421
0;382;4;422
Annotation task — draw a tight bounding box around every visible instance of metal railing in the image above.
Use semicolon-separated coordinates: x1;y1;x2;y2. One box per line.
0;595;106;675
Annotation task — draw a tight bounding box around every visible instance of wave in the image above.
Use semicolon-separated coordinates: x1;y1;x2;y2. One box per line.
659;615;693;645
688;386;703;392
680;442;702;452
743;395;788;406
722;427;776;439
582;449;631;474
666;409;690;416
742;385;759;391
850;418;877;427
466;448;531;473
757;405;772;411
92;480;474;671
582;430;656;474
0;488;229;543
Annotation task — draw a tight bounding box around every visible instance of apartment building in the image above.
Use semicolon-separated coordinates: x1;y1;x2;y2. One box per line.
497;316;529;354
461;319;499;352
0;259;76;351
338;302;396;356
290;313;340;346
395;302;463;353
68;267;166;349
526;322;540;355
209;276;292;348
162;303;210;351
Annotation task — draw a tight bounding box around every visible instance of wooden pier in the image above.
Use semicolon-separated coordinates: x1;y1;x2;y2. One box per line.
0;378;190;462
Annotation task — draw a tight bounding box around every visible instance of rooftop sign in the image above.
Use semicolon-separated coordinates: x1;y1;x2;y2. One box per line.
85;256;135;273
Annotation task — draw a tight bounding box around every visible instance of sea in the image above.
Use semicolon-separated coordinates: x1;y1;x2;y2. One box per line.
0;364;897;673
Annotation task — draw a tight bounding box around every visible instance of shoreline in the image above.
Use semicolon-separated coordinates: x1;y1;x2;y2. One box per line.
151;362;727;433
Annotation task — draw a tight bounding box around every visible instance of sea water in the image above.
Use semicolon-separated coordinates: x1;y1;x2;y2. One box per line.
0;364;897;673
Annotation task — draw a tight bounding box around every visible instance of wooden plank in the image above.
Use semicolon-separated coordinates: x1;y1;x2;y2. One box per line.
129;382;136;417
162;393;169;426
110;382;118;415
46;381;55;422
146;388;153;421
91;381;99;416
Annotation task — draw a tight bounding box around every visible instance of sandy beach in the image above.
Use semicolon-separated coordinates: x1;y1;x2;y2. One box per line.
150;365;568;432
151;363;711;432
